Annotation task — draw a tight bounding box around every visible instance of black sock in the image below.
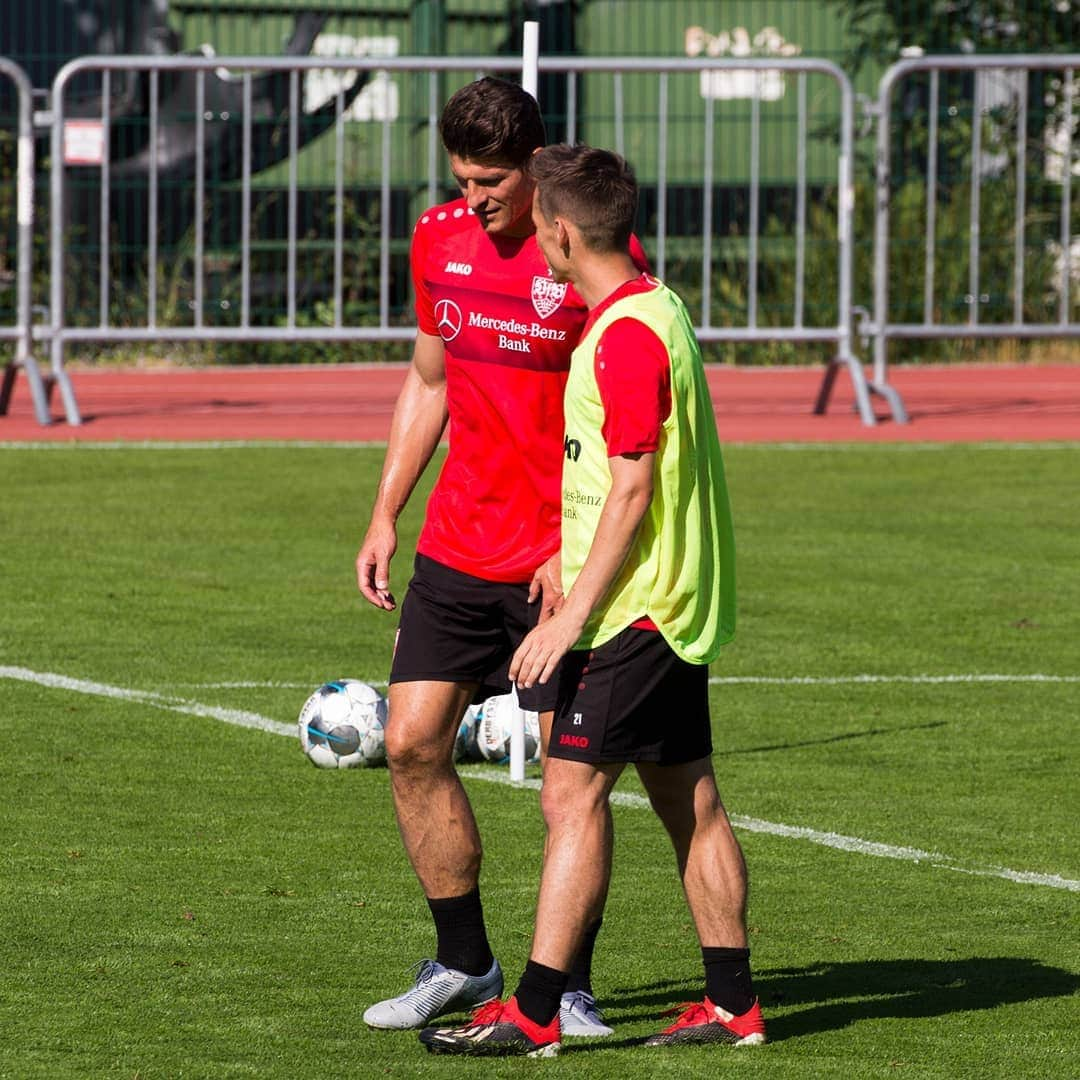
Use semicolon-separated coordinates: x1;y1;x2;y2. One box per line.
702;946;755;1016
514;960;569;1028
427;888;494;977
564;918;603;994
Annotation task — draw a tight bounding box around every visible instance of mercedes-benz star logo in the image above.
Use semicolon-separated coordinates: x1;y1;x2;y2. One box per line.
434;298;463;342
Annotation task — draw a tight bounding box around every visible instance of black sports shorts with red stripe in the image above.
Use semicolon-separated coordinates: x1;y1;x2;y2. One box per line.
548;627;712;765
390;553;559;712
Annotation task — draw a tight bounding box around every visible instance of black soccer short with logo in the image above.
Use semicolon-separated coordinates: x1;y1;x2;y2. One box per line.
548;626;711;764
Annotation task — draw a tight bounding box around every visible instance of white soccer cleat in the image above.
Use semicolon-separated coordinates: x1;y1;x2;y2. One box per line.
559;989;614;1037
363;958;503;1030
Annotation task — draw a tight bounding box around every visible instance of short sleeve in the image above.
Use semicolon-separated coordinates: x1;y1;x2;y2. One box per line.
595;318;672;456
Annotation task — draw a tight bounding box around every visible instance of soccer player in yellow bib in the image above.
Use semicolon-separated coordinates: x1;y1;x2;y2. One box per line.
419;143;766;1057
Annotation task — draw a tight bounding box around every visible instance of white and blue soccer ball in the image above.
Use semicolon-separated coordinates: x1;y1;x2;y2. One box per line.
476;693;541;764
298;679;387;769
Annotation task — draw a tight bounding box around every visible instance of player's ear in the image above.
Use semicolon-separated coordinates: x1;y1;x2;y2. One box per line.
554;218;571;253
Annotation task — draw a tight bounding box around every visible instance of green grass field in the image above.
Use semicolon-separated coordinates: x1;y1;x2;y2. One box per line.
1;442;1078;1079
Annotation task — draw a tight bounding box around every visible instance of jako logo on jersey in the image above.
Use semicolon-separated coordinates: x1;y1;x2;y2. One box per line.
531;275;567;319
434;298;463;341
444;261;473;275
559;733;590;749
564;436;581;462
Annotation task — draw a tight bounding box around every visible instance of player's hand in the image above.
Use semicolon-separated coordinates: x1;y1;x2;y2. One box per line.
528;553;564;625
356;517;398;610
509;608;585;689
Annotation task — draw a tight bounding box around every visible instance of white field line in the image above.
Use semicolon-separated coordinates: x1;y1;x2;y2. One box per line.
0;665;294;738
167;673;1080;691
461;770;1080;894
708;673;1080;686
3;663;1077;894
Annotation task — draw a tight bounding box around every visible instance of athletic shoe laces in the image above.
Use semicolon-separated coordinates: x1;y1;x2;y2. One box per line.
468;999;506;1026
658;1001;712;1031
404;958;452;989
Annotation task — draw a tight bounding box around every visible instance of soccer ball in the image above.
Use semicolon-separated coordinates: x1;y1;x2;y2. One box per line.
476;693;540;764
298;680;387;769
454;703;484;763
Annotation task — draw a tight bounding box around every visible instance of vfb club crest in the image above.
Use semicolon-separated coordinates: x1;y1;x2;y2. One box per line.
531;275;567;319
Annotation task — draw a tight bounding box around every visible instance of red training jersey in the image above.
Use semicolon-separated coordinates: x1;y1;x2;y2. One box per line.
411;197;647;582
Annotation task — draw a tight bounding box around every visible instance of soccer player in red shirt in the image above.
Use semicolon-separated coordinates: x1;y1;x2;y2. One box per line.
355;77;644;1037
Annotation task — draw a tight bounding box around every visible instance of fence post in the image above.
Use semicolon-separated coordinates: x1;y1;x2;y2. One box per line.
0;58;51;426
47;60;84;425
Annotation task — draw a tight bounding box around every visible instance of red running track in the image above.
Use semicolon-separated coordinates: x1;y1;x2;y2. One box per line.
1;363;1077;443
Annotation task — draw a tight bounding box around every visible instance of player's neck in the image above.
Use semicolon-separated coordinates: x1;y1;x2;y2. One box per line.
572;253;642;310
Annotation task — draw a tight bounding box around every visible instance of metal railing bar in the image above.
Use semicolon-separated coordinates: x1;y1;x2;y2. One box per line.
700;91;714;330
427;73;439;208
566;71;577;144
287;69;298;330
379;90;392;328
241;72;251;328
1013;71;1027;327
148;69;158;329
924;70;938;325
1059;68;1074;325
0;58;49;423
655;72;667;279
613;72;624;158
968;72;982;327
333;86;344;330
748;73;760;330
794;71;806;330
46;325;847;344
99;70;111;328
194;70;205;329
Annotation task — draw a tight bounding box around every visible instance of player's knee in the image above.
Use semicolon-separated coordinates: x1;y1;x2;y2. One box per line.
540;767;605;830
384;720;450;775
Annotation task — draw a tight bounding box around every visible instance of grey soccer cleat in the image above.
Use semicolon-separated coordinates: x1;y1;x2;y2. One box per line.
363;958;504;1030
559;990;614;1037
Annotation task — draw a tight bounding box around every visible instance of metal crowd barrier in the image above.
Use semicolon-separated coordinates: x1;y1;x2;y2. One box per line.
37;54;886;428
0;58;52;425
865;55;1079;398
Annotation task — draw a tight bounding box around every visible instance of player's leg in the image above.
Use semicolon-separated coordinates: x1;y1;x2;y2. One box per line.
364;677;504;1030
531;757;622;970
384;678;481;899
636;756;748;947
364;557;508;1030
534;708;612;1033
635;758;765;1047
419;756;621;1057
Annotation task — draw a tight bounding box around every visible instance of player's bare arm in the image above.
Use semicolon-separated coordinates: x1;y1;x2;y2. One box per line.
356;331;449;610
510;452;655;688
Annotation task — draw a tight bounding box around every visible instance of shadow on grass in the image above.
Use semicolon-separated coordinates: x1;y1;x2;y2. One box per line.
588;957;1078;1047
715;719;948;757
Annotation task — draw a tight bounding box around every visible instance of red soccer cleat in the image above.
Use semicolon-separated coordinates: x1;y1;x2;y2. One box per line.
419;995;561;1057
644;996;767;1047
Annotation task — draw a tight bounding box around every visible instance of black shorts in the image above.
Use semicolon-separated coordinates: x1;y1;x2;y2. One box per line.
390;553;559;712
548;627;712;765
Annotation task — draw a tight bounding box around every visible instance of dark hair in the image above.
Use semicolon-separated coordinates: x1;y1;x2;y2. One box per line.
439;76;546;168
528;144;638;252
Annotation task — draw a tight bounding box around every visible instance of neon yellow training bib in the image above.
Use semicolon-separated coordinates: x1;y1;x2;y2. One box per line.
561;280;735;663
